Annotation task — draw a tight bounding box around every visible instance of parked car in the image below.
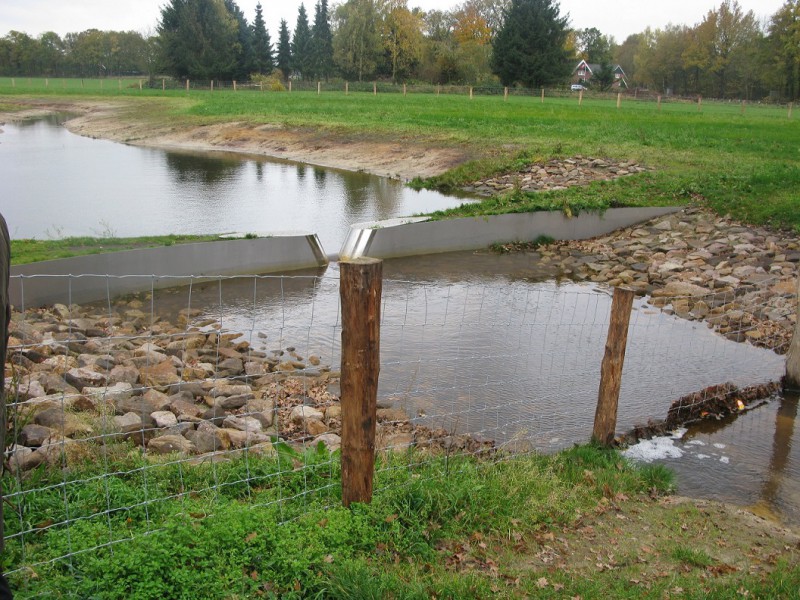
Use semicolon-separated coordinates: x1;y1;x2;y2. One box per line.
571;84;585;91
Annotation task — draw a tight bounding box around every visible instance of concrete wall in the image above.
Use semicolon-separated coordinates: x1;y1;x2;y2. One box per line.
339;207;683;260
11;234;328;308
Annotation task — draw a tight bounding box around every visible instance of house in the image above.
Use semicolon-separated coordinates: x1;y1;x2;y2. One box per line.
572;60;628;89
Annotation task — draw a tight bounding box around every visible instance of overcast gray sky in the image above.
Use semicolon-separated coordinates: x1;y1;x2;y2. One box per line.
0;0;787;43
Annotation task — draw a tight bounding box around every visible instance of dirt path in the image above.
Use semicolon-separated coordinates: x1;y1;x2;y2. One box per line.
0;99;468;181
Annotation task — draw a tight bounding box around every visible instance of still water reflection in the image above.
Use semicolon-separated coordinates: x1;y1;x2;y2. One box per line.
0;114;470;251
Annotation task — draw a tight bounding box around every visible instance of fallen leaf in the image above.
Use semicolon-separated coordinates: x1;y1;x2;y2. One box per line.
245;532;258;543
536;577;549;589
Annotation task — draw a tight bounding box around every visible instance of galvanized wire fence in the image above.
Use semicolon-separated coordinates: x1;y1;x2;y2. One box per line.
2;268;796;577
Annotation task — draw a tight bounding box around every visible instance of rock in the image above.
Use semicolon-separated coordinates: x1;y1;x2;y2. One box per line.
34;408;93;438
222;416;263;433
324;405;341;423
377;408;409;423
139;360;180;391
210;384;253;398
152;411;178;428
19;424;54;447
224;429;271;449
312;433;341;452
147;435;195;456
651;281;711;298
82;382;133;405
213;394;252;410
170;399;206;421
108;365;140;385
290;406;324;424
305;419;329;436
114;394;167;416
186;422;231;453
65;367;107;391
378;431;415;452
114;412;144;434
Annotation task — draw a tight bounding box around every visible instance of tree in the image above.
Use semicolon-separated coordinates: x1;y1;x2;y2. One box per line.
158;0;241;80
277;19;292;79
311;0;334;79
224;0;254;79
577;27;614;64
490;0;571;87
332;0;382;81
767;0;800;100
292;4;314;79
381;0;424;82
251;2;274;74
614;33;641;82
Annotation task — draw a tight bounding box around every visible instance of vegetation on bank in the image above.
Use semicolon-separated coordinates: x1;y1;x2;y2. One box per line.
11;234;223;265
6;443;798;599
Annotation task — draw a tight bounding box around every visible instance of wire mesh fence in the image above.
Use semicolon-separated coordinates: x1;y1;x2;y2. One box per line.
3;267;796;577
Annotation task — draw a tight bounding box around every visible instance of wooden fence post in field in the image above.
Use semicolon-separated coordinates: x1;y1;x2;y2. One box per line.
437;84;441;97
162;78;165;91
45;78;48;87
186;79;190;92
373;82;377;95
698;95;702;111
233;80;237;91
593;287;635;447
81;79;84;89
741;100;746;115
657;95;662;112
317;81;321;95
289;80;292;93
578;89;583;106
340;258;383;507
616;93;621;109
541;88;545;103
504;87;508;101
138;79;142;91
785;278;800;391
11;78;14;88
469;86;473;99
345;81;349;95
403;83;407;96
211;80;214;92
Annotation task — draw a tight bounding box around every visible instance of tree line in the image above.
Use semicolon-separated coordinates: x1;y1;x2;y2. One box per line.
1;0;798;100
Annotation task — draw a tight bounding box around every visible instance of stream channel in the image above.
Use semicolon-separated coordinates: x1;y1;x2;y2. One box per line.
2;115;798;527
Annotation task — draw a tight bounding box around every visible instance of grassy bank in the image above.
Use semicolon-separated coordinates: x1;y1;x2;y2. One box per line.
6;443;798;599
2;81;798;232
11;234;224;265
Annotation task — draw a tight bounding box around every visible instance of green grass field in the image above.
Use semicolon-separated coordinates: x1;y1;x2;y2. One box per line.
2;77;798;233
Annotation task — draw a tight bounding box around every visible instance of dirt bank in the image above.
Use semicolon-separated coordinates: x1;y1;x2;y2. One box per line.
0;99;468;181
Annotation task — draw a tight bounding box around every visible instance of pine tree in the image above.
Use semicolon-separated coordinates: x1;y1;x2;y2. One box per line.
311;0;334;80
224;0;254;79
251;2;274;73
490;0;571;87
292;4;314;79
277;19;292;80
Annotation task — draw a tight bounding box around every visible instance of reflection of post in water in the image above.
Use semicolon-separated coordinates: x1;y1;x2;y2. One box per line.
255;162;264;182
760;392;799;508
164;151;245;185
313;167;327;191
340;174;403;220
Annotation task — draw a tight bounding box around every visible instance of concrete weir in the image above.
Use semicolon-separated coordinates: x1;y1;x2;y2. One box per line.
339;207;684;260
11;233;328;309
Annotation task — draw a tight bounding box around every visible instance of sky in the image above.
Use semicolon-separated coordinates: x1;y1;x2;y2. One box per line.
0;0;788;43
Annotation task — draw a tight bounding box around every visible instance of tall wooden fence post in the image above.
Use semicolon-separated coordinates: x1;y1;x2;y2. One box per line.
541;88;545;103
162;78;165;91
373;82;377;95
345;81;349;95
317;81;321;95
698;95;702;111
578;89;583;106
616;92;622;109
186;79;190;92
469;86;473;99
340;258;383;507
504;86;508;101
233;80;237;91
785;278;800;391
593;287;635;446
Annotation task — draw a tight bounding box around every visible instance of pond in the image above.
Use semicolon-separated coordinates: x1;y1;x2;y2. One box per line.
0;114;471;252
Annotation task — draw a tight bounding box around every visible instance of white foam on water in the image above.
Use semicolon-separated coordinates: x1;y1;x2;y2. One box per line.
713;443;727;449
720;456;730;464
623;436;685;463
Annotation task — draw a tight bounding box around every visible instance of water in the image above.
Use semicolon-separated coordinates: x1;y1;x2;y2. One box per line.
0;114;471;251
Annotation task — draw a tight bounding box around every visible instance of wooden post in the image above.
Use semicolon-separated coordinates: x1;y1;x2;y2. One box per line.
785;278;800;391
289;80;292;93
578;89;583;106
260;82;263;92
138;79;142;91
592;287;635;446
504;86;508;101
469;86;473;99
403;83;407;96
616;92;621;109
211;80;214;92
340;258;382;507
345;81;349;95
657;95;662;112
317;81;321;95
233;80;237;91
45;78;49;87
698;95;702;111
162;78;165;91
186;79;190;92
541;88;545;103
373;82;377;95
81;79;84;89
437;84;440;97
11;78;14;88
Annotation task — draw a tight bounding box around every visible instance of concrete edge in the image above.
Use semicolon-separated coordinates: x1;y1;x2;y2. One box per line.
339;207;684;260
11;234;328;308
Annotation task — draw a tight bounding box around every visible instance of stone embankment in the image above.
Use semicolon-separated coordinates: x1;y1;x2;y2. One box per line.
498;207;799;353
6;303;491;474
463;156;652;196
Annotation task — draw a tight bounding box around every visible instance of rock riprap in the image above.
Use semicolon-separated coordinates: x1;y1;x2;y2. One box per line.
463;155;652;196
5;303;490;473
502;207;798;353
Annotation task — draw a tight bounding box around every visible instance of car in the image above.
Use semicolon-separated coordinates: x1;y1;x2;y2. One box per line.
571;84;585;91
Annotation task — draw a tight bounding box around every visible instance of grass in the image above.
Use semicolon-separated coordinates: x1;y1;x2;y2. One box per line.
11;234;226;265
2;79;798;233
4;442;797;599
